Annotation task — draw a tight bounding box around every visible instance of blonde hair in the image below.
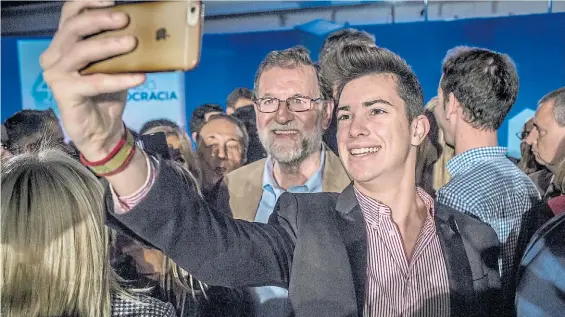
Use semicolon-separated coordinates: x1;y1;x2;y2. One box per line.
425;97;455;190
1;150;127;317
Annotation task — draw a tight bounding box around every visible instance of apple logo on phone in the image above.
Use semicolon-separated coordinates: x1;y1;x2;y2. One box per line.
156;28;169;41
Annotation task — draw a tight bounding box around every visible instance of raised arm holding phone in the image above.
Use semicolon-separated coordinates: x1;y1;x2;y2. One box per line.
41;0;149;196
43;2;503;316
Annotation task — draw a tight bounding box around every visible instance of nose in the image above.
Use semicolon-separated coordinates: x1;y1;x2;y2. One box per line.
348;113;370;138
525;128;538;146
274;100;294;125
216;144;227;159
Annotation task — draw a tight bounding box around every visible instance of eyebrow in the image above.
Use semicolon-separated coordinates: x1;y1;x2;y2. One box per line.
533;122;544;131
363;99;395;108
337;99;395;112
260;93;310;99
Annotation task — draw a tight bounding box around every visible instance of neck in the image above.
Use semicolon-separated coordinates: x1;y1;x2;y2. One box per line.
454;125;499;155
354;157;427;226
273;148;322;190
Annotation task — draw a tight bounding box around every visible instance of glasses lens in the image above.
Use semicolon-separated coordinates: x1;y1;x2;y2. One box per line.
288;97;311;112
259;98;279;113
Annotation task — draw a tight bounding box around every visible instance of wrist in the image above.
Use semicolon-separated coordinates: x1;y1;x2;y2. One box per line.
80;125;127;162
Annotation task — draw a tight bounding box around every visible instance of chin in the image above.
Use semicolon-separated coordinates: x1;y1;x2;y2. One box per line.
349;169;380;184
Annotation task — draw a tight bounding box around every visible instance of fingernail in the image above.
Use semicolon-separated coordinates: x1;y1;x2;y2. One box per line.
128;74;145;85
118;35;133;45
111;11;126;22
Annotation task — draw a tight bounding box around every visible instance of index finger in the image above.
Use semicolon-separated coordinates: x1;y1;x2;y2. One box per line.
59;0;115;29
42;1;117;69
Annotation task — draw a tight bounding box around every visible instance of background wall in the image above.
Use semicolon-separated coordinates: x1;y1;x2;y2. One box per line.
2;12;565;157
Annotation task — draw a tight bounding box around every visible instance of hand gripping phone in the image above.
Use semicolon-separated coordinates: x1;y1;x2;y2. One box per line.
81;0;203;74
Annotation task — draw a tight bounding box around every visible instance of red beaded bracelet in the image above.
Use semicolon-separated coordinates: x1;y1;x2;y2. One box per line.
80;125;128;167
96;144;137;177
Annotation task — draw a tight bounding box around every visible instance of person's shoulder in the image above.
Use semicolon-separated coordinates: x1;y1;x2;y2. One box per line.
225;158;267;182
278;192;339;210
111;293;176;317
436;203;497;239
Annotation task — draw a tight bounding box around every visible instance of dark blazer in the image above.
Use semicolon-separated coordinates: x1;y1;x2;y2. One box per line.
515;209;565;317
106;161;501;317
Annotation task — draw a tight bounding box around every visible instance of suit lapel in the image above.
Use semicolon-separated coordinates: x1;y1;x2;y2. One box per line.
322;147;351;193
435;204;474;317
335;184;367;317
228;162;264;221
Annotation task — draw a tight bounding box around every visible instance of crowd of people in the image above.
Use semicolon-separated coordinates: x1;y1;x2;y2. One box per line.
2;1;565;317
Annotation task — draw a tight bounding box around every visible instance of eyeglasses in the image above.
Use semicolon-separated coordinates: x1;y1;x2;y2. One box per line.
253;96;324;113
516;130;529;141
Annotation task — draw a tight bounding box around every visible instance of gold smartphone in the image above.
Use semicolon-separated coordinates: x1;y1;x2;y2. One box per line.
81;0;203;74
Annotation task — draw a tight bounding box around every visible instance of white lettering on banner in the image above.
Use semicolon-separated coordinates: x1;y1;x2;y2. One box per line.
128;91;178;102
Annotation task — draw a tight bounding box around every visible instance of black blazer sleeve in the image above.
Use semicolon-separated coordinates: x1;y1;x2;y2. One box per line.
105;160;296;289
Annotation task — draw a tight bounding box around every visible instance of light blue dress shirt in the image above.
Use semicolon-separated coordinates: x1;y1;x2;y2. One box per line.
249;147;326;317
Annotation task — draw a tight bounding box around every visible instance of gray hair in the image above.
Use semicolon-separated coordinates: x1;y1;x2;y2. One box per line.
539;86;565;127
253;46;329;100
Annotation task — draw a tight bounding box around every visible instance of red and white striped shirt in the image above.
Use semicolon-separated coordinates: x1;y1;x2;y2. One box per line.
355;187;450;317
114;160;451;316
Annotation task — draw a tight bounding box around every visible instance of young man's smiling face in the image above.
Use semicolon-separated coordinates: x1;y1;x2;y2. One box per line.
337;73;427;188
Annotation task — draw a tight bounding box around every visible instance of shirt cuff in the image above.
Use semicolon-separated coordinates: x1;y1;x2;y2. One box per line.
111;153;158;214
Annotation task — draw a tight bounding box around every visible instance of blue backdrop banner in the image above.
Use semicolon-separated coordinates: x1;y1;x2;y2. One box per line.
16;39;186;132
3;13;565;158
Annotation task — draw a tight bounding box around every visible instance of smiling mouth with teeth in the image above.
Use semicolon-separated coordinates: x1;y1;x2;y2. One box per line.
349;146;381;156
273;130;298;135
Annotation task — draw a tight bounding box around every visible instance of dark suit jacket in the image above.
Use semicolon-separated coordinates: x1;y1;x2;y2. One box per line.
515;209;565;317
106;161;501;317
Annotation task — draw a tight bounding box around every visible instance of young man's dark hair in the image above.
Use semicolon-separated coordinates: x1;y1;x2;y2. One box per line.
3;109;65;154
226;88;254;113
336;44;425;123
189;103;224;138
440;46;519;130
319;28;376;100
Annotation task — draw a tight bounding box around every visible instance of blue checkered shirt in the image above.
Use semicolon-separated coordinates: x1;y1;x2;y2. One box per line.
436;147;541;298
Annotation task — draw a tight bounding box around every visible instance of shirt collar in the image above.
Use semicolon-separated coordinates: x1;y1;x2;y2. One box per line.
354;186;435;227
446;146;508;176
262;146;326;193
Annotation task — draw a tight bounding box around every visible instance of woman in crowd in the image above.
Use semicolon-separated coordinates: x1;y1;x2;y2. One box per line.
416;98;443;196
1;149;175;317
424;97;455;191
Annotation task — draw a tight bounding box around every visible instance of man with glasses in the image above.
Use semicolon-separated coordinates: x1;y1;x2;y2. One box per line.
220;46;350;316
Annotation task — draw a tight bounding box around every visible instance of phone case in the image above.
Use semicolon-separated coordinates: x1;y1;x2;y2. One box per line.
81;0;203;74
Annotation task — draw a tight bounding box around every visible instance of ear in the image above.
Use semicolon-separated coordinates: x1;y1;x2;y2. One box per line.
322;100;334;131
191;132;198;142
410;114;430;146
445;92;460;120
